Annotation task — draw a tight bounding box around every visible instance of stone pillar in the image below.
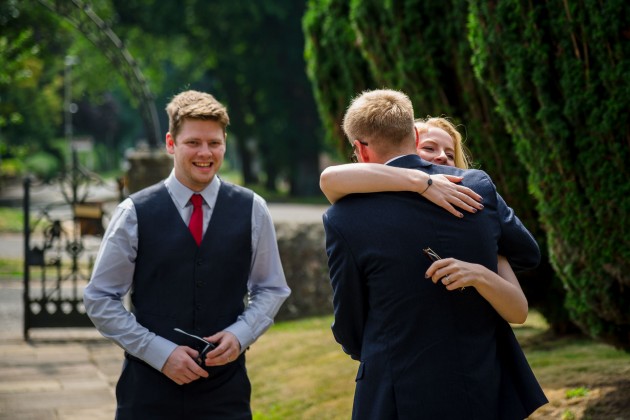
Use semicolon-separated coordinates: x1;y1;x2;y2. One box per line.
124;145;172;194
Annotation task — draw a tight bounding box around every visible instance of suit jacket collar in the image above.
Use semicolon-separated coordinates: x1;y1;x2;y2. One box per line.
386;154;432;169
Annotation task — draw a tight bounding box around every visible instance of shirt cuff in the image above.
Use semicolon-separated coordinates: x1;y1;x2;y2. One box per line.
225;321;256;353
140;335;178;371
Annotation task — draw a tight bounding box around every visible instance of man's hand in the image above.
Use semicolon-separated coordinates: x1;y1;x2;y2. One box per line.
203;331;241;367
162;346;209;385
422;174;484;218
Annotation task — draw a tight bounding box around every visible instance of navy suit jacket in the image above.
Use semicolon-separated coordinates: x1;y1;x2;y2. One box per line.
323;155;547;419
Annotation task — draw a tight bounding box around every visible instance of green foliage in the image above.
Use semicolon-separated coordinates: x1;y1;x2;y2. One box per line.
303;0;376;159
0;1;67;149
199;1;322;195
3;0;323;195
24;151;61;181
0;207;24;233
565;387;589;399
110;0;322;195
0;157;24;178
0;0;132;170
0;258;23;280
469;0;630;350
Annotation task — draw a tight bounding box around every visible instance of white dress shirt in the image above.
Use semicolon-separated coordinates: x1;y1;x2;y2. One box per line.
84;171;290;370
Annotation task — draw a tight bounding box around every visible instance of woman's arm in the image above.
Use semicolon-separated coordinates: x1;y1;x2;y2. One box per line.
425;255;528;324
320;163;484;217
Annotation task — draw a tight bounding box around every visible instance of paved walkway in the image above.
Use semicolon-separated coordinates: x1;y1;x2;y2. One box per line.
0;289;122;419
0;330;121;419
0;201;329;419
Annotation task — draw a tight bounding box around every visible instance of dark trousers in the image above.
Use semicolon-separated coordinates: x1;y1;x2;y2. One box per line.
115;357;252;420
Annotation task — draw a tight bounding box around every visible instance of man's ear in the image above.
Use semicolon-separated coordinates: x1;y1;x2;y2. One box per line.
357;141;371;163
166;132;175;155
415;127;420;148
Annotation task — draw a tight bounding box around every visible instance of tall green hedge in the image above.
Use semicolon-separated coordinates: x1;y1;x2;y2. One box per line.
469;0;630;350
304;0;576;333
303;0;376;159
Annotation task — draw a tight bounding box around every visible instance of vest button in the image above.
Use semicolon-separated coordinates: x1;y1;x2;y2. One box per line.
196;281;203;288
196;304;202;311
197;259;203;265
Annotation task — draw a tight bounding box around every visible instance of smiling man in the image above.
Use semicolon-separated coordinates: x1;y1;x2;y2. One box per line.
84;90;290;419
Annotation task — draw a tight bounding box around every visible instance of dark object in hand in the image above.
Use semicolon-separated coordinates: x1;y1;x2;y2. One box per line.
174;328;216;366
422;247;442;262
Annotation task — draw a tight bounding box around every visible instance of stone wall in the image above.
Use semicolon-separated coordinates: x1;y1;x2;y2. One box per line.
273;221;333;321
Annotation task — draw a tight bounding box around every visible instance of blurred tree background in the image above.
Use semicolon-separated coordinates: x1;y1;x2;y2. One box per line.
1;0;628;349
1;0;321;195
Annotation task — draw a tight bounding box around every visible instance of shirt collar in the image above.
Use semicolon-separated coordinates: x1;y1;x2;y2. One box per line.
165;170;221;209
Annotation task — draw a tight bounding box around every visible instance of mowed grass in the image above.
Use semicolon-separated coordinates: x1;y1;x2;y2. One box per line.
0;258;22;280
248;312;630;420
0;207;24;233
248;316;356;419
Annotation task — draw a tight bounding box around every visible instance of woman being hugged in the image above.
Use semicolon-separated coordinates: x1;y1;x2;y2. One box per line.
320;116;528;324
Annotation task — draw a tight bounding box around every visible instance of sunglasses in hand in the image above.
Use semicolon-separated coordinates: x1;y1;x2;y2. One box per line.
422;247;466;292
422;247;442;262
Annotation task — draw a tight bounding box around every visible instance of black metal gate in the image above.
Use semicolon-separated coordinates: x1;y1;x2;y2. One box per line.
22;151;121;340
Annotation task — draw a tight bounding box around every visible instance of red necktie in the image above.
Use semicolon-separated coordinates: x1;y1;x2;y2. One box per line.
189;194;203;246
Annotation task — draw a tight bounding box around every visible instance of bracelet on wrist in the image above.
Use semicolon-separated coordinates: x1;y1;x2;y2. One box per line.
420;176;433;195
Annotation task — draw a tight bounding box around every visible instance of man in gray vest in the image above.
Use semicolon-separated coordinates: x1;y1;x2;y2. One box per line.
84;90;291;419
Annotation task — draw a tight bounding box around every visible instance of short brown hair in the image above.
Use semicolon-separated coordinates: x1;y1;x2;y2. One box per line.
166;90;230;140
342;89;415;149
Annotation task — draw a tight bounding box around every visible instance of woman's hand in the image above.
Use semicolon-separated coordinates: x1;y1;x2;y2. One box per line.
425;257;483;290
421;174;484;218
425;256;528;324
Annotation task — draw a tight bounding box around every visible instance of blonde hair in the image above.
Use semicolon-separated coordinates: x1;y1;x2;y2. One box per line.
166;90;230;140
415;116;472;169
343;89;415;151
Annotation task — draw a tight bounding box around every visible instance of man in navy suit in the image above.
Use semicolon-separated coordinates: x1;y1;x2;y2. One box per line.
323;89;546;419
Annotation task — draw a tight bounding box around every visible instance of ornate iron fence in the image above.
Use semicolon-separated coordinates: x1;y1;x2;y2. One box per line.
22;151;121;340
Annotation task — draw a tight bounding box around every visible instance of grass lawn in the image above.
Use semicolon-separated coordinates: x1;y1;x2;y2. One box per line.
247;313;630;420
0;258;22;280
0;207;24;233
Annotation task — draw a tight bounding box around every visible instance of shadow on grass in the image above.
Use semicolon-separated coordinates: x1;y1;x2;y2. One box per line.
518;328;630;418
517;329;590;352
584;378;630;418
